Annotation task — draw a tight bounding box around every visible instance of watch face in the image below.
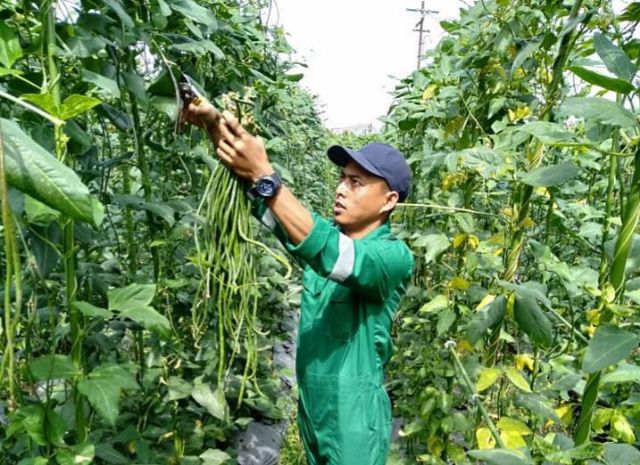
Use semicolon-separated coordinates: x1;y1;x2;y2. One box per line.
256;178;276;197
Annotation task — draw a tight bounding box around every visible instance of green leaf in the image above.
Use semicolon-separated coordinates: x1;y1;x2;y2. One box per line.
168;0;217;30
475;367;502;392
22;93;58;116
25;195;61;225
172;39;224;59
568;66;634;94
166;376;193;401
418;294;449;314
18;458;48;465
59;95;102;120
56;443;95;465
511;41;541;75
558;97;638;128
1;119;105;226
514;295;553;347
603;443;640;465
545;442;604;462
466;296;506;344
421;233;450;264
521;161;580;187
0;22;22;68
82;69;121;98
199;449;232;465
94;444;129;464
0;66;24;77
16;405;47;446
119;306;171;338
582;325;639;373
602;362;640;385
74;301;112;319
191;381;227;420
514;393;560;423
108;284;156;311
122;71;148;103
504;367;532;393
46;409;67;447
101;0;134;28
620;2;640;22
77;364;138;425
437;308;456;336
594;32;637;82
468;449;533;465
516;121;589;146
497;417;531;435
29;354;79;381
610;410;636;443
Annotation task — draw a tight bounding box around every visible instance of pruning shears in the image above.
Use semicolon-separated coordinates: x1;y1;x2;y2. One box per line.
178;71;202;106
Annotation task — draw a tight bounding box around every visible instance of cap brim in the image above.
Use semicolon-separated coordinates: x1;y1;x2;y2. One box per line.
327;145;384;179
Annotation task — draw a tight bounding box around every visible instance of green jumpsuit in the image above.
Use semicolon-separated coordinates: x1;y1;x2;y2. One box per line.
251;199;414;465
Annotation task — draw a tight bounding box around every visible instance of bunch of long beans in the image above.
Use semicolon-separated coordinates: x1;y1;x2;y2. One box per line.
192;159;261;407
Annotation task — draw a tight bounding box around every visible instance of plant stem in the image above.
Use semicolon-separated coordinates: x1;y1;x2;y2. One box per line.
448;343;505;448
44;3;86;442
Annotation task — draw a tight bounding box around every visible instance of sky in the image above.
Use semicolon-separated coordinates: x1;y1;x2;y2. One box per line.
270;0;467;130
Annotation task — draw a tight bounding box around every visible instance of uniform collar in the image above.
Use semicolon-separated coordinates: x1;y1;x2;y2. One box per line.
337;220;392;241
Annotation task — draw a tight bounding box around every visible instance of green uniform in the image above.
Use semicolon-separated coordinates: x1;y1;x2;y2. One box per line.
251;198;414;465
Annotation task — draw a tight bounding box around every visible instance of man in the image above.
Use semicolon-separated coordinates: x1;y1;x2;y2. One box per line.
185;101;414;465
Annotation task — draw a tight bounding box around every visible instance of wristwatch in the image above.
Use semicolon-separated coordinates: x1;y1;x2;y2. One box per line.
250;172;283;199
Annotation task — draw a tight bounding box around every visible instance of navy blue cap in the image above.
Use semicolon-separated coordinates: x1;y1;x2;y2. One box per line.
327;143;412;202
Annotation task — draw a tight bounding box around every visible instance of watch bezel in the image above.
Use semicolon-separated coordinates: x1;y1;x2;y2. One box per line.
251;172;282;199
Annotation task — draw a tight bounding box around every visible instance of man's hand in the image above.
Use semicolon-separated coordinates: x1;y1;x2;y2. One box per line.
216;111;273;182
180;99;224;148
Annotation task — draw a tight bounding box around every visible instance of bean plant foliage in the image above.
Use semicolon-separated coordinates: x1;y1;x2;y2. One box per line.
0;0;331;464
382;0;640;464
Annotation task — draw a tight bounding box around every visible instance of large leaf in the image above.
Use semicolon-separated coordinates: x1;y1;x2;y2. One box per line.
568;66;634;94
414;233;450;264
119;306;171;338
0;22;22;68
582;325;639;373
1;119;104;226
521;161;580;187
603;443;640;465
77;364;138;425
545;443;604;462
74;301;112;319
56;443;95;465
199;449;232;465
101;0;134;28
108;284;156;312
29;354;79;381
594;32;636;82
82;69;121;98
191;380;227;420
516;121;590;146
94;444;129;465
468;449;533;465
602;362;640;385
168;0;217;30
558;97;637;128
465;295;506;344
514;295;553;347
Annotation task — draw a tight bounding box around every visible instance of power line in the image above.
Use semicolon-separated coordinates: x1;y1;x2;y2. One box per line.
407;1;439;69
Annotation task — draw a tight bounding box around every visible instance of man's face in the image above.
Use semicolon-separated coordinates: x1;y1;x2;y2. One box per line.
333;161;397;229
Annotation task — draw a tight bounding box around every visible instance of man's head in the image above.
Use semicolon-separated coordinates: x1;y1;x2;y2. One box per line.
328;143;411;232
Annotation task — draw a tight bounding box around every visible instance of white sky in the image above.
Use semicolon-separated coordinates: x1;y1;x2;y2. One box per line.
271;0;467;130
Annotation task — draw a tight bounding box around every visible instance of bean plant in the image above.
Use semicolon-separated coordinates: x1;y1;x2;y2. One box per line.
384;0;640;464
0;1;331;464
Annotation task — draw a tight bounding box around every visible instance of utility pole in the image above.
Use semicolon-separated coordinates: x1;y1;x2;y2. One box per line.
407;1;439;69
